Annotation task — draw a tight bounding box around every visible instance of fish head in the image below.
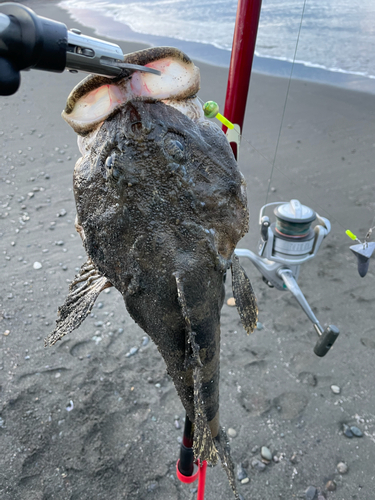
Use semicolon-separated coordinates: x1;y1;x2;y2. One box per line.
72;97;247;293
65;48;248;291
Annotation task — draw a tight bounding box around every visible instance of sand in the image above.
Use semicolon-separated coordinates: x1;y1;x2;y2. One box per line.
1;1;375;499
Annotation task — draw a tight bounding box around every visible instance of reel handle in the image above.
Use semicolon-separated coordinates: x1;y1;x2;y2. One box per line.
314;325;340;357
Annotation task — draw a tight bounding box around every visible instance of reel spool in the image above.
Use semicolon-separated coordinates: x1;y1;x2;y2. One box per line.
257;199;330;283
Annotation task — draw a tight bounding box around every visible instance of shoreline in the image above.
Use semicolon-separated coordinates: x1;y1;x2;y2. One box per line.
58;2;375;95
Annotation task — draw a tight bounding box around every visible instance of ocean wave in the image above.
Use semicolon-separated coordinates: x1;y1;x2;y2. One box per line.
59;0;375;85
254;52;375;81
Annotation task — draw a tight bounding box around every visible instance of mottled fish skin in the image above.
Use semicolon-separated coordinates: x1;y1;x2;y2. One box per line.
72;100;248;431
47;47;256;499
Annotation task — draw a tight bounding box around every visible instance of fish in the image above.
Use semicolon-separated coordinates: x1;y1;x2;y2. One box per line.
45;47;258;497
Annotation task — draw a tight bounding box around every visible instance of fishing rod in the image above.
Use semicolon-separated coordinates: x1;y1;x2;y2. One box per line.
0;2;160;96
176;2;263;498
176;415;208;500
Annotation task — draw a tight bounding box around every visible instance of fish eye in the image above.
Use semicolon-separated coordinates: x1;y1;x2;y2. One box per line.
104;153;121;181
164;137;185;161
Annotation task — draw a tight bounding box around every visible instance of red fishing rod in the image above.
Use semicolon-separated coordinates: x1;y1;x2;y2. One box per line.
223;0;262;160
176;415;207;500
177;1;263;497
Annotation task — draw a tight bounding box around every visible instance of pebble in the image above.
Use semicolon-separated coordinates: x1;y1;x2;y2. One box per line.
240;477;250;485
330;385;341;394
251;459;266;472
3;330;10;336
174;420;181;430
142;336;149;346
290;453;298;464
256;321;264;330
125;347;138;357
66;400;74;412
343;424;353;438
147;483;157;493
325;480;336;492
305;486;317;500
337;462;348;474
228;427;237;438
33;261;42;269
155;383;161;388
261;446;272;461
227;297;236;307
55;240;64;246
236;464;247;481
97;302;103;309
350;426;363;437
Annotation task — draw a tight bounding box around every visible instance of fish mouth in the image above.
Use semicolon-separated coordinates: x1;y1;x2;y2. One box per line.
62;46;202;135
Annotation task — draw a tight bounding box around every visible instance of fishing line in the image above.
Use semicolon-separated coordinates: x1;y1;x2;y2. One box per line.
264;0;307;207
198;0;375;240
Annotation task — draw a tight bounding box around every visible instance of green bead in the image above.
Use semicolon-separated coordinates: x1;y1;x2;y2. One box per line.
203;101;219;118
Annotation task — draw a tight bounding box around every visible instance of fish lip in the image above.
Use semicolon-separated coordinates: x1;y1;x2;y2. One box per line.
63;46;199;116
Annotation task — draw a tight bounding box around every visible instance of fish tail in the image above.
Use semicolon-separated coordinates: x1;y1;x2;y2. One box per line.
175;273;240;496
214;427;240;500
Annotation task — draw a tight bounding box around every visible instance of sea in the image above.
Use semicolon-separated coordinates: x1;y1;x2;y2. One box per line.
59;0;375;93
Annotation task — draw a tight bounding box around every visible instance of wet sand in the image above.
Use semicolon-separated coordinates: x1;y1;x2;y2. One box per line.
1;1;375;499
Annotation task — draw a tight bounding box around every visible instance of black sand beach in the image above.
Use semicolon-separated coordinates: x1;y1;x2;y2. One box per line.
1;1;375;499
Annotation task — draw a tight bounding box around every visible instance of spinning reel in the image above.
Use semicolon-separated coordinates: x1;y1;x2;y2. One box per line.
235;199;339;357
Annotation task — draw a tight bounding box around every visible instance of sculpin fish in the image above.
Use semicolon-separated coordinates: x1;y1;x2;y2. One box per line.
46;47;257;497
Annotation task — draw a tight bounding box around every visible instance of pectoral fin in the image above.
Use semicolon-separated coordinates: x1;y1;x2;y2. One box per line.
45;260;112;346
231;254;258;334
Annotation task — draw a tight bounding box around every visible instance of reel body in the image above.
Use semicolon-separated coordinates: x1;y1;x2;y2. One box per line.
235;199;339;357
